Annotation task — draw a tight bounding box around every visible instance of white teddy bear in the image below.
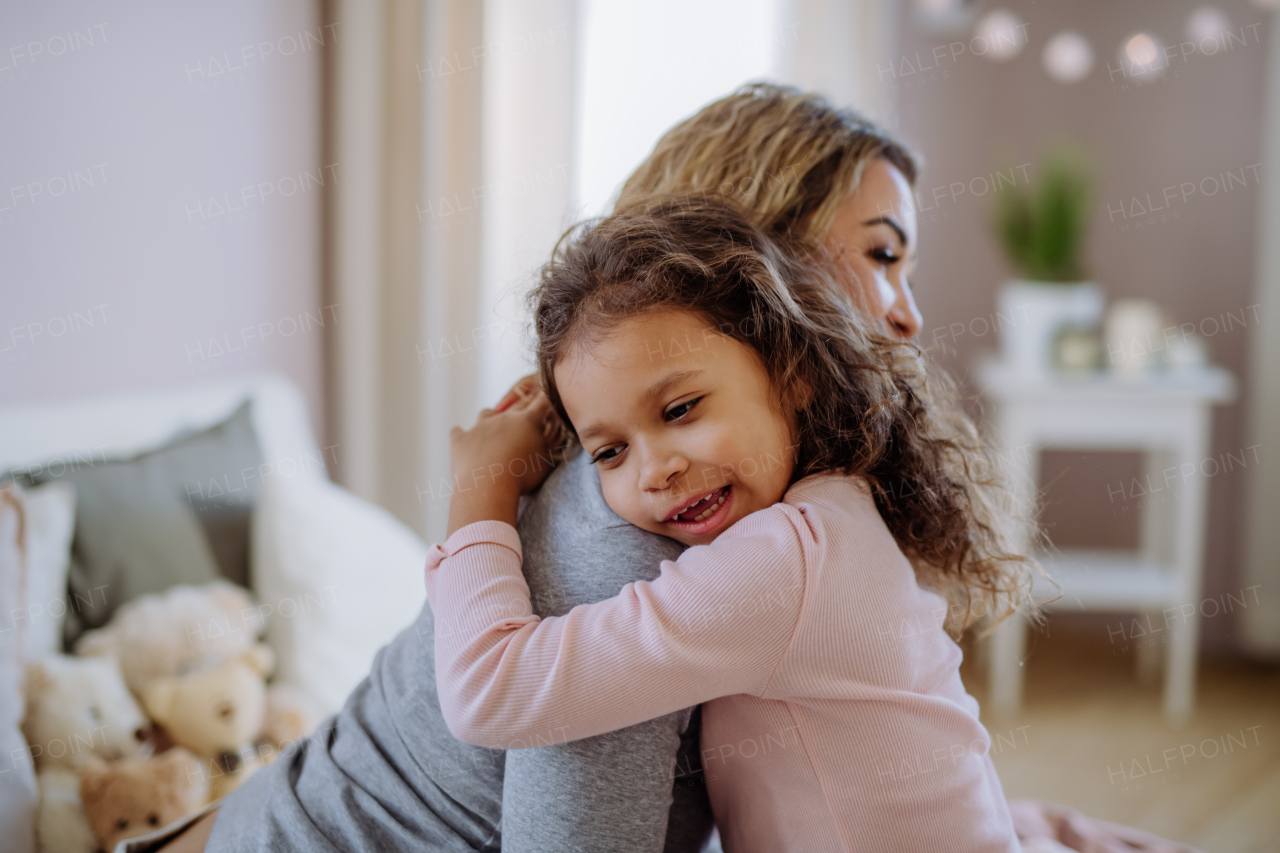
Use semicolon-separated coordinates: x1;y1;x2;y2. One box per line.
22;655;149;853
74;580;262;700
74;581;321;766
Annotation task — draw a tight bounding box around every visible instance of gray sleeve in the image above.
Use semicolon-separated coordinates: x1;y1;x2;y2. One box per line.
501;448;714;853
501;714;691;853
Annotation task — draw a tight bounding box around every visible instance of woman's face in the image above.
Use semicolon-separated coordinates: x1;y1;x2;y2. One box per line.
822;158;922;339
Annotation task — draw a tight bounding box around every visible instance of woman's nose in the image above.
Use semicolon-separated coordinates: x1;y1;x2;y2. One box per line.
885;279;922;339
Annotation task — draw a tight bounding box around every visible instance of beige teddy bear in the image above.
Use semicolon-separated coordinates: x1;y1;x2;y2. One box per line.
22;655;149;853
75;580;320;764
142;646;276;802
79;748;208;853
75;580;262;700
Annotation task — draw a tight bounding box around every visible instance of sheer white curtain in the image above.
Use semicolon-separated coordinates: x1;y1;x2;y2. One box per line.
327;0;576;541
773;0;897;127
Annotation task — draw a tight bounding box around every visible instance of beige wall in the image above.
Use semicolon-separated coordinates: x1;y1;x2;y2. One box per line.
892;0;1272;652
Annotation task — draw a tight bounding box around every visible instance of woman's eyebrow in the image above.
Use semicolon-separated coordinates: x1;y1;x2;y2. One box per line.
860;215;908;248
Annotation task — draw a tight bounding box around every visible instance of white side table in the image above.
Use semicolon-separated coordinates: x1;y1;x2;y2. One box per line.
976;357;1235;724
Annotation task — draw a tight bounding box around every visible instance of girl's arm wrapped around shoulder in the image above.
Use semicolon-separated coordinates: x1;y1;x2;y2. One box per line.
424;509;809;749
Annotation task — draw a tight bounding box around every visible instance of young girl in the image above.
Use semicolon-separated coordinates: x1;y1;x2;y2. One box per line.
426;196;1035;852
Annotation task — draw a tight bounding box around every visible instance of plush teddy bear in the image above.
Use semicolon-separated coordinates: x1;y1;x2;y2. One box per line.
75;580;262;701
22;655;149;853
34;769;97;853
142;646;276;802
79;748;208;853
257;681;324;758
23;655;149;771
76;581;322;788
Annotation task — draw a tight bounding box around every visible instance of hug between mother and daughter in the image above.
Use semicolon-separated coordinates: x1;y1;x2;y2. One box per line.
152;83;1199;853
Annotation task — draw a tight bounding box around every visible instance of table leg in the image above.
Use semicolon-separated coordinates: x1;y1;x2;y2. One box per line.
988;614;1027;719
1164;416;1212;725
1164;606;1198;725
1135;610;1163;687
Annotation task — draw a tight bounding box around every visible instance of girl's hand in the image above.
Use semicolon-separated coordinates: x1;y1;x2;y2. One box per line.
447;389;555;535
494;373;541;413
495;372;573;455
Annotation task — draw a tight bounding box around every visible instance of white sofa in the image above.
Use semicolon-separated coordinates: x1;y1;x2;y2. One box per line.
0;373;429;853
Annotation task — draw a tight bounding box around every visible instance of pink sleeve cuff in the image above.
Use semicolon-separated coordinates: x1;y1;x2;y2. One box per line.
426;520;523;573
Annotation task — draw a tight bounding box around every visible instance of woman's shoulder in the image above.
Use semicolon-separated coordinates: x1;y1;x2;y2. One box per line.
519;446;686;610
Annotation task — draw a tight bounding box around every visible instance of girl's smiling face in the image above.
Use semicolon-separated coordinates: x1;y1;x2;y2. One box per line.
554;309;798;546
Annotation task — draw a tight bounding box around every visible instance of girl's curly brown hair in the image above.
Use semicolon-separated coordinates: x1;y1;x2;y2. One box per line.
530;195;1042;633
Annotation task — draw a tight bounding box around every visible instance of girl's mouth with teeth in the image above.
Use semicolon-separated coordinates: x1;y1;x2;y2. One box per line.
668;485;732;525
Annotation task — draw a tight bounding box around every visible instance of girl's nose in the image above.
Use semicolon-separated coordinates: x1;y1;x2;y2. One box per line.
638;445;688;493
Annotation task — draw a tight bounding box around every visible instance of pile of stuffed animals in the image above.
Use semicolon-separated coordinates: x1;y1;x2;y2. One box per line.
20;581;320;853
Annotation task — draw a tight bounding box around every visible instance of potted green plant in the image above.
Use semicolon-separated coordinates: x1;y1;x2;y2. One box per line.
992;150;1102;376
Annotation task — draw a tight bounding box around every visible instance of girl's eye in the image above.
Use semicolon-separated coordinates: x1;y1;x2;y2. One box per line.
590;446;623;465
664;397;702;422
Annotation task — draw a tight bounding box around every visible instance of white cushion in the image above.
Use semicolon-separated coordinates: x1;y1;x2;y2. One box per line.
252;476;427;715
0;372;324;482
20;482;77;659
0;486;38;853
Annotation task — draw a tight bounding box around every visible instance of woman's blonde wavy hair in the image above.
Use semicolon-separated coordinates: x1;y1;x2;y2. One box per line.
618;81;919;246
531;196;1042;634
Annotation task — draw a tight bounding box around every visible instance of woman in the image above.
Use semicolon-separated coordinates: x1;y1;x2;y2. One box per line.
144;82;928;853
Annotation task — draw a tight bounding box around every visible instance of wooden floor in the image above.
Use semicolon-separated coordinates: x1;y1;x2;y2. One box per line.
960;619;1280;853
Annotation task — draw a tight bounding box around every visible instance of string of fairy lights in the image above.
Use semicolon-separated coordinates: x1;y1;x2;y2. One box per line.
915;2;1277;85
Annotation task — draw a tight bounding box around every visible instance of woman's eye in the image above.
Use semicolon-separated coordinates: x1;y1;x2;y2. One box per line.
869;247;900;265
664;397;702;422
590;446;622;465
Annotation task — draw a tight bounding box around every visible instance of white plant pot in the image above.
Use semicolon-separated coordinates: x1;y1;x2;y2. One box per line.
998;280;1104;377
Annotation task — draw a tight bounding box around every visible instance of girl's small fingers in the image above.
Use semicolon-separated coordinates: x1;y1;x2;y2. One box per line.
529;401;554;429
526;398;554;422
496;374;538;411
511;388;546;410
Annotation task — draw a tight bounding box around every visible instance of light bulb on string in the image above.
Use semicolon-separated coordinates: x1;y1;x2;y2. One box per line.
974;9;1028;62
1119;31;1166;78
1043;31;1094;83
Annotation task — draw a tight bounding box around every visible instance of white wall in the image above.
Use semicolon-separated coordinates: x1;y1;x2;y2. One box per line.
0;0;325;449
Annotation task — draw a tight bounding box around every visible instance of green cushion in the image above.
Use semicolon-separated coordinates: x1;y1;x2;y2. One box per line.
4;401;262;647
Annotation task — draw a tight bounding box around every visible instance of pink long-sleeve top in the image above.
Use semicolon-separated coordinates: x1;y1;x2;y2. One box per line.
425;472;1019;853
